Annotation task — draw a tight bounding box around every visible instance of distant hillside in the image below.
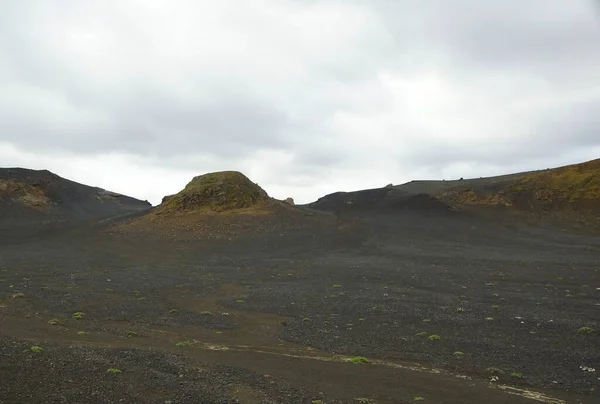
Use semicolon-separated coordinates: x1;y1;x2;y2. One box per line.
430;159;600;213
306;159;600;225
0;168;151;232
305;186;455;215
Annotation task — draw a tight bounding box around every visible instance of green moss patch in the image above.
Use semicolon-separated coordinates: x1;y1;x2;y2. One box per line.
157;171;269;213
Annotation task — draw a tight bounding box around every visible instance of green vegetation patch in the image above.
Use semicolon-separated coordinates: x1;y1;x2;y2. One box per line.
107;368;122;374
159;171;269;213
578;326;596;334
30;346;44;354
175;340;193;347
516;160;600;202
349;356;370;364
72;312;85;320
439;159;600;210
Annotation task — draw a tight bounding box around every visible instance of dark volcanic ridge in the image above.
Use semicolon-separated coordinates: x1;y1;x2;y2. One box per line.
306;187;456;215
397;158;600;212
305;158;600;230
0;168;150;233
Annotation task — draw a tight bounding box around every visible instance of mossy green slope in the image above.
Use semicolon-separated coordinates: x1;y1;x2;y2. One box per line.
438;159;600;212
511;158;600;203
157;171;269;214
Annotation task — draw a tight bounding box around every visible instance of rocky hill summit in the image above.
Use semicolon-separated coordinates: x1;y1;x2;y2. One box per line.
155;171;269;214
113;171;333;241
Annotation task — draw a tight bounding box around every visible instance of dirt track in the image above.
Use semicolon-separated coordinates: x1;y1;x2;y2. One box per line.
1;208;599;403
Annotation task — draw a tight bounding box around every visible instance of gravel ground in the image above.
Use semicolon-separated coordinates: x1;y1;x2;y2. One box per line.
0;208;599;403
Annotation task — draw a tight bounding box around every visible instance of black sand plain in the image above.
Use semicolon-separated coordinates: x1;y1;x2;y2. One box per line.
1;166;599;404
1;201;599;404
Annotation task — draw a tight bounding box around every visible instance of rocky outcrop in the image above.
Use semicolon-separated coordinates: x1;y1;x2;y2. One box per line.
154;171;269;214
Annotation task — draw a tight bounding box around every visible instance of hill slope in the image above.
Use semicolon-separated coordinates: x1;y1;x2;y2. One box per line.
429;159;600;213
0;168;151;232
114;171;334;240
306;159;600;228
306;187;455;215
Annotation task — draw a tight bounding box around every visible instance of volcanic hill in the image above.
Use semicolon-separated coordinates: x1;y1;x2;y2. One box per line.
434;158;600;213
114;171;332;240
0;168;151;241
155;171;269;215
0;168;150;221
305;158;600;230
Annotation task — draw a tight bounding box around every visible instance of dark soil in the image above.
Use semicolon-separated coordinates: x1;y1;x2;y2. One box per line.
1;205;599;404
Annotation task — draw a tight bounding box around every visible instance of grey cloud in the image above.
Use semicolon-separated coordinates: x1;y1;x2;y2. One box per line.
537;97;600;147
112;92;292;155
1;83;292;157
368;1;600;66
1;0;599;201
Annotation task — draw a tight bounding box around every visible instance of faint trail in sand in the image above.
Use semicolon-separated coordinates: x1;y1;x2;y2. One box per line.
193;341;567;404
498;386;566;404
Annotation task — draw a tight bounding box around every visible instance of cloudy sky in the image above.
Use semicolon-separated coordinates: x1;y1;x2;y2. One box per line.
1;0;600;205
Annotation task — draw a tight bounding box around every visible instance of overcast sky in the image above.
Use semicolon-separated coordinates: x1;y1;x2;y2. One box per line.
1;0;600;205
